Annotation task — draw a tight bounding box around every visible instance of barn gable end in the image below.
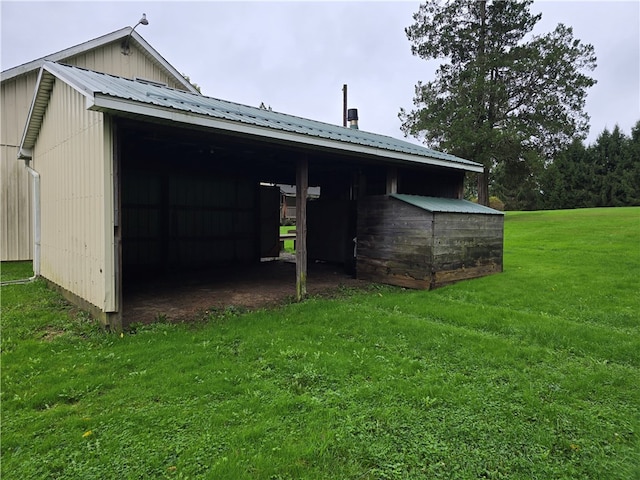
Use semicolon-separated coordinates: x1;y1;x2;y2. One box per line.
1;27;197;262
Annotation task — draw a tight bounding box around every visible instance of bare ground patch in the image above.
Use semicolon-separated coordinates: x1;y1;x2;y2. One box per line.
122;258;367;327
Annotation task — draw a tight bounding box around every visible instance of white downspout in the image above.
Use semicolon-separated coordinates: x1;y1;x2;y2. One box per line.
25;163;41;279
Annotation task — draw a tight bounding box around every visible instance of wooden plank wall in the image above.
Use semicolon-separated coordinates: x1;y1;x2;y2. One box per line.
356;196;504;290
259;185;281;258
432;212;503;287
356;196;434;289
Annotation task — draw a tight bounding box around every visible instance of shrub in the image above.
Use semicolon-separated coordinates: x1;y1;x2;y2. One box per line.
489;196;505;211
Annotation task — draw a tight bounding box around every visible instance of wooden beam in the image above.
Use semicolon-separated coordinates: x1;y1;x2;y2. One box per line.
295;157;308;301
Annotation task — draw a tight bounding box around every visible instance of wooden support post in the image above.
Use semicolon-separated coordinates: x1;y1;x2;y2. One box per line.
386;166;398;194
296;157;308;301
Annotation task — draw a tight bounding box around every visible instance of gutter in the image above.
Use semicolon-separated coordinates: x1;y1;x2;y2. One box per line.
25;162;41;279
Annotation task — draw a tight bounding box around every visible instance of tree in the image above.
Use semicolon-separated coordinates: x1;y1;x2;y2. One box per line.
538;122;640;210
182;73;202;94
591;124;640;207
399;0;597;206
539;138;596;209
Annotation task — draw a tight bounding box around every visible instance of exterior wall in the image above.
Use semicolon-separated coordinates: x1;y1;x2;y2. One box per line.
1;41;189;261
32;81;115;312
431;212;503;287
356;196;503;289
63;41;190;91
0;72;38;260
357;196;434;289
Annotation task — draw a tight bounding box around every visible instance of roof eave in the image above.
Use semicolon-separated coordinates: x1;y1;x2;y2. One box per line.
90;94;484;173
19;67;54;154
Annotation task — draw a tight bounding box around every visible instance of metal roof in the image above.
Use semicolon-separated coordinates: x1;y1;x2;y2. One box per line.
0;28;199;94
391;194;504;215
20;62;483;173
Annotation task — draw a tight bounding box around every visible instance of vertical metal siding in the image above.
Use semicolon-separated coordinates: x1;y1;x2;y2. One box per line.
0;73;38;261
33;81;115;312
1;42;189;261
64;42;189;91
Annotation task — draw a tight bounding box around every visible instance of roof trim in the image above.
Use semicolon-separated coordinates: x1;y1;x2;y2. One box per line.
0;27;199;94
391;194;504;215
19;68;54;159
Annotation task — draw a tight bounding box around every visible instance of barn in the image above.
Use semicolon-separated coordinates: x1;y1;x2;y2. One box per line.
0;27;199;262
12;41;503;331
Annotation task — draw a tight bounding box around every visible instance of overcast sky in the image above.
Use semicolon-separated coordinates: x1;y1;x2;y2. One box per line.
1;1;638;146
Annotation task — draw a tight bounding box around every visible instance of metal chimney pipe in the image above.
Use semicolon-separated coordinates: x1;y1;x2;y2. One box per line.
342;84;348;127
347;108;359;129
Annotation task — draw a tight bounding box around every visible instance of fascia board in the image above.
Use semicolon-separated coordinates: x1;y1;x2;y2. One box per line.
18;67;49;157
2;28;131;82
19;63;99;156
91;94;484;173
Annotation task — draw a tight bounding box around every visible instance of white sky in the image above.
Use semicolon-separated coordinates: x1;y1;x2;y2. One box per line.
1;1;638;146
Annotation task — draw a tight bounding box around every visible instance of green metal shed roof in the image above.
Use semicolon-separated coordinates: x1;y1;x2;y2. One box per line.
20;62;483;173
391;194;504;215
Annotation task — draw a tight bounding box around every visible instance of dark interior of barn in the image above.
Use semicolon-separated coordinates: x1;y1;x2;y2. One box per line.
116;119;466;324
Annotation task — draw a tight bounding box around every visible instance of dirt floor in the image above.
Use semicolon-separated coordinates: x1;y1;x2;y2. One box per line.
122;256;368;327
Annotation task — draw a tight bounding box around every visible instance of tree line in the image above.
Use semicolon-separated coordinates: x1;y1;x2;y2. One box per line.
532;122;640;211
487;122;640;210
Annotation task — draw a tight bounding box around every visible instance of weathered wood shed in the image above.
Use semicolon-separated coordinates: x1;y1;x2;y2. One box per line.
357;194;504;289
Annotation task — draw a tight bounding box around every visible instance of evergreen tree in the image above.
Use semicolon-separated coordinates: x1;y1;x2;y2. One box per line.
400;0;597;206
624;121;640;205
539;122;640;209
540;138;594;209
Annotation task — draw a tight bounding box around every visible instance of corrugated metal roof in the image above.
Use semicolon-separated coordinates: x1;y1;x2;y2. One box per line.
25;62;481;171
391;194;504;215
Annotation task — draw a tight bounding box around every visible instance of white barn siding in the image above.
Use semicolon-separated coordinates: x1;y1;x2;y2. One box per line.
63;42;189;90
0;72;38;261
2;41;189;261
33;81;115;312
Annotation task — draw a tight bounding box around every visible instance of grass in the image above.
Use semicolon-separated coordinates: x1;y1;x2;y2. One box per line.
2;207;639;479
0;261;34;282
280;225;296;253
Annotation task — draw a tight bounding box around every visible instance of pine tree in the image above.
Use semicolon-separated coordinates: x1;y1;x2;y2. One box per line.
400;0;597;206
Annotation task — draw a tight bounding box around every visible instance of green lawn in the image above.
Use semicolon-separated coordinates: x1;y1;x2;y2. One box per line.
2;207;639;479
